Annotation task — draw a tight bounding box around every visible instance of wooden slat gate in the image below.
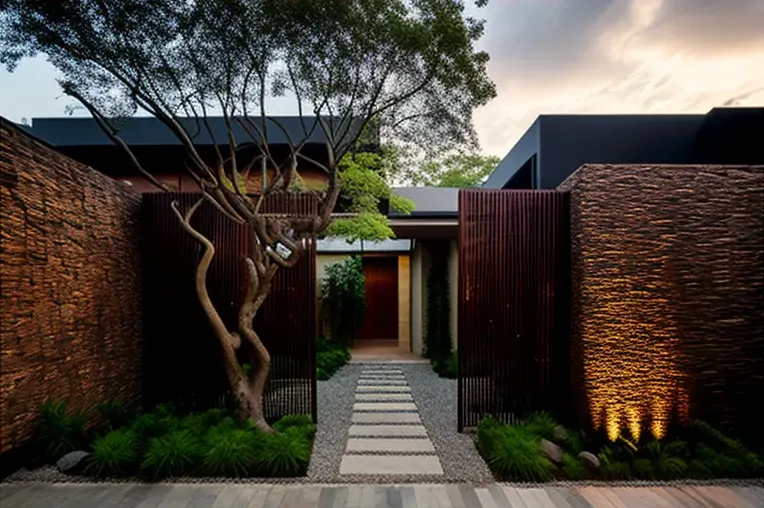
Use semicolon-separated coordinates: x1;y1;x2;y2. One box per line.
457;189;569;431
142;193;317;421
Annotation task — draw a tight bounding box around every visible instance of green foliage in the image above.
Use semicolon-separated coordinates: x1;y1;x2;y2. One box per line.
316;337;352;380
319;257;366;345
273;414;315;437
397;152;502;188
685;420;763;478
131;412;179;446
324;152;414;242
256;428;312;476
598;446;633;480
476;416;556;481
431;350;458;379
141;430;204;478
524;412;557;442
95;399;135;433
202;425;262;477
425;247;451;366
34;399;88;463
87;429;138;476
561;453;589;480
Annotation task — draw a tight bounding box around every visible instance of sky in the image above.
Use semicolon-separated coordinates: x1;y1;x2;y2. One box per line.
1;0;763;157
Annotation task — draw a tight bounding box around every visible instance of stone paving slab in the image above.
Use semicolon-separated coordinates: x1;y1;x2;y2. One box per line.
355;385;411;392
354;393;414;401
353;402;418;411
348;424;428;437
351;412;422;424
339;455;444;475
359;373;406;378
3;483;763;507
346;438;435;453
358;379;407;385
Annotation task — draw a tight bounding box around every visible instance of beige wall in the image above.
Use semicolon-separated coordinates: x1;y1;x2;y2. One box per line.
398;256;411;351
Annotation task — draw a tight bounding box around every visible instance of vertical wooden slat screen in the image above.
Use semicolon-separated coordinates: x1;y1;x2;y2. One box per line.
457;189;569;430
142;192;316;421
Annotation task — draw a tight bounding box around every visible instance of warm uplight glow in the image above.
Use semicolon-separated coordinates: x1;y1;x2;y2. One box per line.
582;241;691;442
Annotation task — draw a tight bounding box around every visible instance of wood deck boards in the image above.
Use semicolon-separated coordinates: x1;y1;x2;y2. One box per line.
0;483;761;507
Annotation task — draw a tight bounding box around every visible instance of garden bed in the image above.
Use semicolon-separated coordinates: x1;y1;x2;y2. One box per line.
9;399;315;483
476;413;763;483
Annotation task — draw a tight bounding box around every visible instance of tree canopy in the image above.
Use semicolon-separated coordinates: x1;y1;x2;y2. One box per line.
385;150;501;187
0;0;496;429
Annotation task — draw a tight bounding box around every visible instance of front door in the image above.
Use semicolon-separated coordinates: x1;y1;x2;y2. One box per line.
358;256;399;341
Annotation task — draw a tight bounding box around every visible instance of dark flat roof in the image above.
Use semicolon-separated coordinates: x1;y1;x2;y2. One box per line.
28;115;368;147
391;187;459;217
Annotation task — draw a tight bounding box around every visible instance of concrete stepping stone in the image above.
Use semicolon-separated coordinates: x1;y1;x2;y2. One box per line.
361;372;404;377
351;412;422;424
349;425;427;437
353;402;417;412
355;393;413;401
340;455;444;475
358;379;407;385
355;385;411;392
346;438;435;453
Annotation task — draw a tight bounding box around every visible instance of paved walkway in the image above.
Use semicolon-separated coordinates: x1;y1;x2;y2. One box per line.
1;482;762;507
340;364;444;479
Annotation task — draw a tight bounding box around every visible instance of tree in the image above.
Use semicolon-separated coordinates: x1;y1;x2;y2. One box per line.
385;149;501;187
1;0;495;431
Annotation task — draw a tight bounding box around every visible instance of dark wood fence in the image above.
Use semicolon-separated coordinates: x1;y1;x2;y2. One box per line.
142;193;317;421
457;189;569;430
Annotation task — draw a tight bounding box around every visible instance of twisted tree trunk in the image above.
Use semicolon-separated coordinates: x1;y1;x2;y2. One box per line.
172;199;281;433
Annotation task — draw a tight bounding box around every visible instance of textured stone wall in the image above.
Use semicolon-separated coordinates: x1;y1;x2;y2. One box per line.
559;164;764;444
0;119;143;454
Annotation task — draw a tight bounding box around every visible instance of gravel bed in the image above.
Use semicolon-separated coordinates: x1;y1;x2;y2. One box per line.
305;362;362;482
401;363;495;483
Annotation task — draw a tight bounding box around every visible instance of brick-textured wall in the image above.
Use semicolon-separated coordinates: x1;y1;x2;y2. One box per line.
559;164;764;444
0;119;143;454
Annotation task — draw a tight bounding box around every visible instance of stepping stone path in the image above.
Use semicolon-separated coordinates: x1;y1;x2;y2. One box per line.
339;364;445;478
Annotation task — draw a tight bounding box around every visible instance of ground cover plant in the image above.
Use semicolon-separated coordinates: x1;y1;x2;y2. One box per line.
33;399;315;479
315;337;351;380
476;413;763;482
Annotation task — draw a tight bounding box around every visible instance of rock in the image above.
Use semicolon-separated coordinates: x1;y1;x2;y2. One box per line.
578;451;601;469
56;451;90;474
540;439;563;464
552;425;568;443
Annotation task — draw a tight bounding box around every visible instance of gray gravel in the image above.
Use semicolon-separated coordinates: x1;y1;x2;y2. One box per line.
305;363;362;482
401;363;494;483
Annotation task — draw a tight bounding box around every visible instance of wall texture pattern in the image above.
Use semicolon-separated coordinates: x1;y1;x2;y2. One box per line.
0;119;143;454
559;164;764;444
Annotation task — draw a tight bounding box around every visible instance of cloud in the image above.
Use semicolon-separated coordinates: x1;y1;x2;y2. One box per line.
474;0;764;156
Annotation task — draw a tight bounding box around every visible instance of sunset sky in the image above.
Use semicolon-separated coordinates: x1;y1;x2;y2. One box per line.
1;0;762;157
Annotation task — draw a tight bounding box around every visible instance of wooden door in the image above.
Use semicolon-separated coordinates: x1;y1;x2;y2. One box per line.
358;256;399;341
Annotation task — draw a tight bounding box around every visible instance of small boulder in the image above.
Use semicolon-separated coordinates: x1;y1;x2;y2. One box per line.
552;425;568;443
578;451;600;470
56;451;90;474
540;439;563;464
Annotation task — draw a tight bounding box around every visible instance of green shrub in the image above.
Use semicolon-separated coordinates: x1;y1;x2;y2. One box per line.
131;412;179;445
320;257;366;345
685;421;763;478
476;416;555;481
95;399;135;433
315;338;351;380
178;409;226;437
34;399;88;463
202;426;263;477
598;446;632;480
87;429;138;476
273;414;314;434
561;453;589;480
141;430;204;478
256;428;312;476
524;412;557;442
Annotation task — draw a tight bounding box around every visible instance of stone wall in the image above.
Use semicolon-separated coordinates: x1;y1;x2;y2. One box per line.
559;164;764;445
0;118;143;455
